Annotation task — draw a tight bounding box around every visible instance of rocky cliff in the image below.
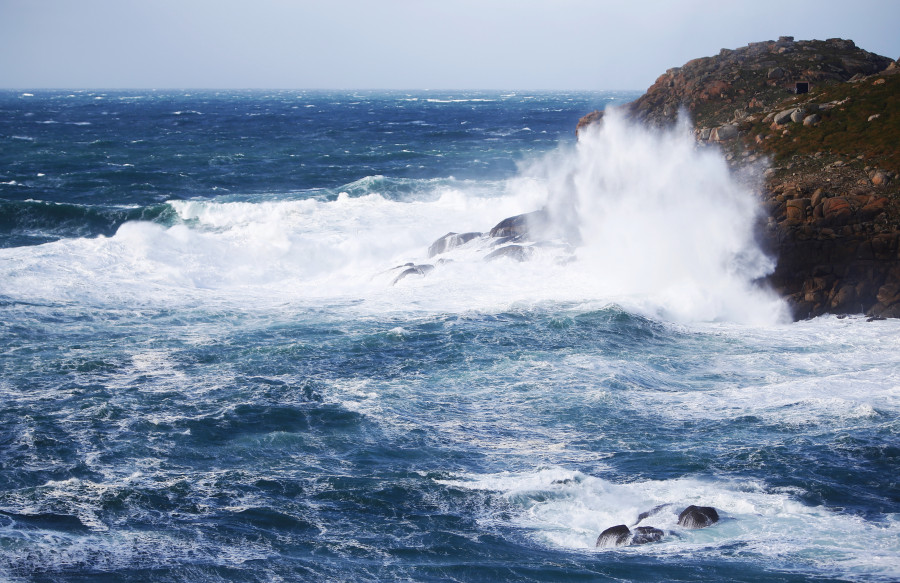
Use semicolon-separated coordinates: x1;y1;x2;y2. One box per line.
579;37;900;319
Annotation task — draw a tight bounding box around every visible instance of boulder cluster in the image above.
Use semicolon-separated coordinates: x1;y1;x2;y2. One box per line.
623;37;892;129
595;505;720;548
387;208;568;285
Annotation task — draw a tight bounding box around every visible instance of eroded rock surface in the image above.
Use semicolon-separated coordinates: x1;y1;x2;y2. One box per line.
577;37;900;319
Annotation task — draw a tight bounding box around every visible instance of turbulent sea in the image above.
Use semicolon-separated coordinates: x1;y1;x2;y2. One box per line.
1;90;899;582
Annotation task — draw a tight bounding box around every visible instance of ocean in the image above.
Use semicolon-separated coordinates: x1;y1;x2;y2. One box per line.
1;90;898;582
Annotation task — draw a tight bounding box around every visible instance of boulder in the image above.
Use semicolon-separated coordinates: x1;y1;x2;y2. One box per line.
596;524;665;547
635;503;672;524
631;526;665;545
790;108;807;123
822;197;853;224
870;171;890;186
859;196;889;220
785;198;810;221
768;67;786;79
714;124;738;141
773;109;796;125
677;505;719;529
803;113;821;126
391;264;434;285
488;209;550;240
596;524;631;547
427;231;481;258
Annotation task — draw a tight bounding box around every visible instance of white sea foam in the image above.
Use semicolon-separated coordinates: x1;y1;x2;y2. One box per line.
440;469;900;580
0;110;792;324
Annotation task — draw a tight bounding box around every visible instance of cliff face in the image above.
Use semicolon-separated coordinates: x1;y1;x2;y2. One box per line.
579;37;900;319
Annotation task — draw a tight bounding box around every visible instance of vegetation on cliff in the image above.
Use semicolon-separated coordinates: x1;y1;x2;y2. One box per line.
579;37;900;319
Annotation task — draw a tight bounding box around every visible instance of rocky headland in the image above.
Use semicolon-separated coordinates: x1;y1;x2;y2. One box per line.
579;37;900;319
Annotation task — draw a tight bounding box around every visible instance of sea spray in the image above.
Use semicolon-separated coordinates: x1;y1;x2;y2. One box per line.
0;112;789;324
510;109;788;324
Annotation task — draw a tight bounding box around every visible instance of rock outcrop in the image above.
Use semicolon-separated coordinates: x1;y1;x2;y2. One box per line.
622;37;892;129
428;232;482;258
578;37;900;319
677;505;720;529
595;505;720;547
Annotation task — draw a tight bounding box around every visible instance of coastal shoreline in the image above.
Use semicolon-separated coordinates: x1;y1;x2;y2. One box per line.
578;37;900;319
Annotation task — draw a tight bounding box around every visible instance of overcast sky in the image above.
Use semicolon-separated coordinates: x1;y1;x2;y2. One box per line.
2;0;898;90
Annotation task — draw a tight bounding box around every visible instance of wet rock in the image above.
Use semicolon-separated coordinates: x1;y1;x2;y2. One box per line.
631;526;665;545
596;524;631;547
635;503;672;524
830;284;858;311
484;244;533;262
596;523;665;547
877;282;900;307
488;209;550;240
677;505;720;529
391;264;434;285
427;231;481;258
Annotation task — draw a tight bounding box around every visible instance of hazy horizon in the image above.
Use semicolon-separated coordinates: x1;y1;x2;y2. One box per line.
2;0;898;91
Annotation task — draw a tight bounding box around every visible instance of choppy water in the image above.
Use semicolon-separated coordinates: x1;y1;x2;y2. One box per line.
1;90;898;582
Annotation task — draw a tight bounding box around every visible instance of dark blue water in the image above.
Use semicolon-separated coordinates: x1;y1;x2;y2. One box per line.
0;90;621;247
1;91;898;582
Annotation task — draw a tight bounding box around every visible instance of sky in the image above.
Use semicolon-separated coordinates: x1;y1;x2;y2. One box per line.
2;0;899;90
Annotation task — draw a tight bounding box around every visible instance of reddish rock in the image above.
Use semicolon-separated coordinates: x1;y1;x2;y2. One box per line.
877;283;900;306
860;197;889;220
575;110;603;138
822;197;853;224
871;171;890;186
831;284;858;311
785;198;811;221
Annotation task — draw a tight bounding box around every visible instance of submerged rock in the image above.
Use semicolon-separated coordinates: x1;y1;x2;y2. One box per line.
677;505;720;529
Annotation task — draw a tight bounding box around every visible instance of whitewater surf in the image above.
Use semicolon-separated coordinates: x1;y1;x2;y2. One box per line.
1;90;897;582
